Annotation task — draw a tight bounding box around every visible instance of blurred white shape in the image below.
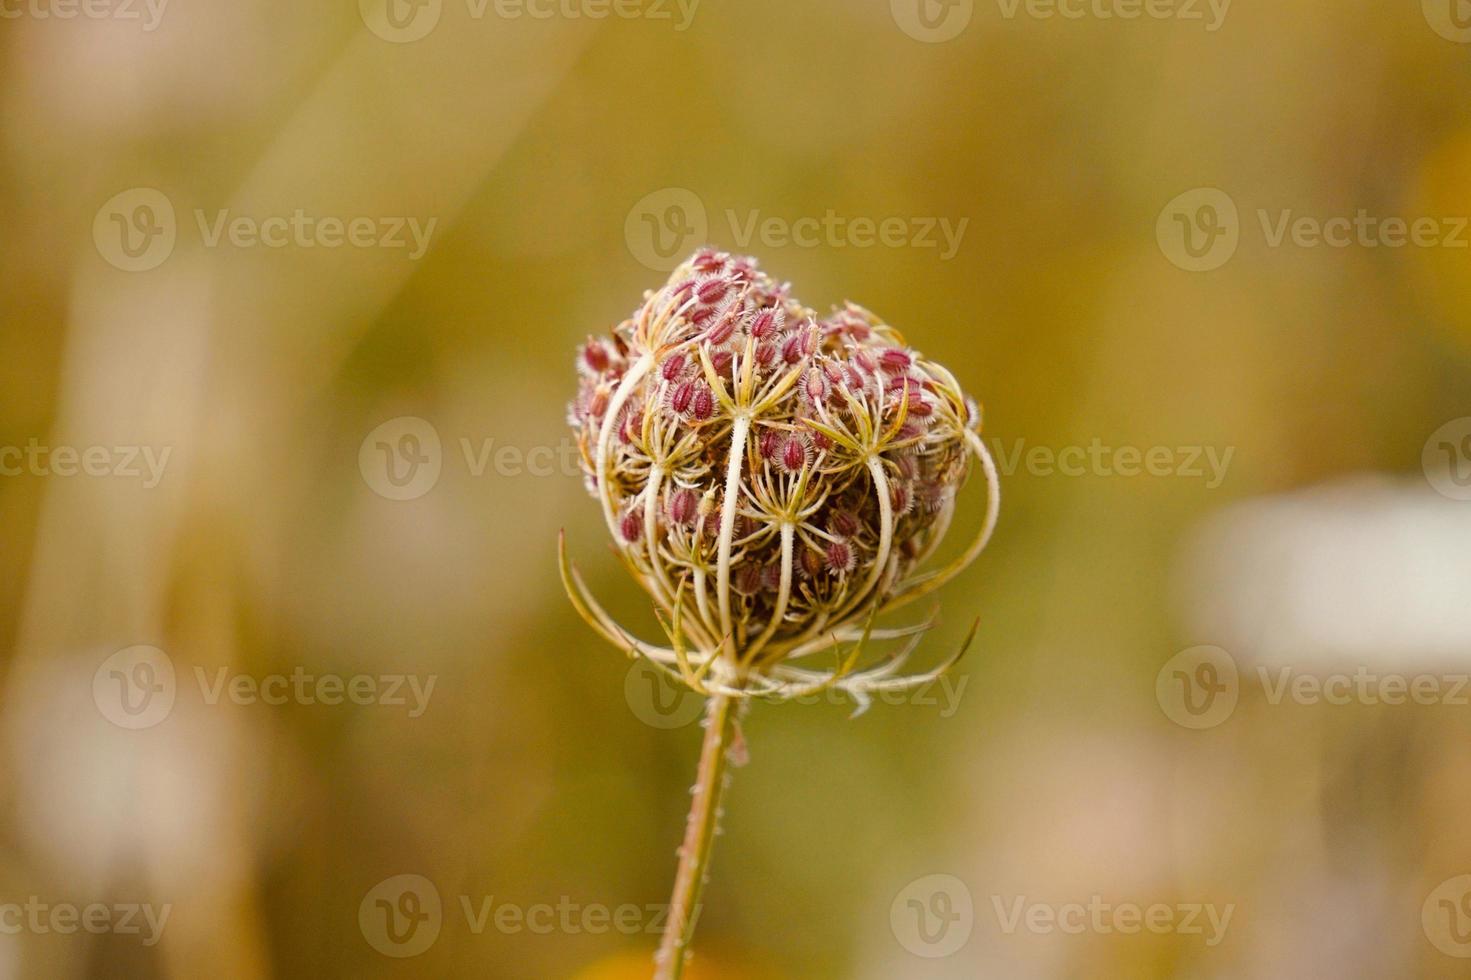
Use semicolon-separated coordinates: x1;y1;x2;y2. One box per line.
856;722;1211;980
1179;476;1471;670
2;0;300;142
2;649;265;899
1236;866;1412;980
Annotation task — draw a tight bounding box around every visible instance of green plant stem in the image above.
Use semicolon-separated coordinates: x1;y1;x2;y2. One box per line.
654;693;737;980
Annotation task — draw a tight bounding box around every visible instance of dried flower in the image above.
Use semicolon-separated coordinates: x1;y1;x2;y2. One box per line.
564;248;999;701
559;249;1000;979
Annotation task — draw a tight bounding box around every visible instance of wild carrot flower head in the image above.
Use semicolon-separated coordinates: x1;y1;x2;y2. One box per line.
562;249;999;709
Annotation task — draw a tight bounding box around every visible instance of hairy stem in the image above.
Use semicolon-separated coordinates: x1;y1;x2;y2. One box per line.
654;694;738;980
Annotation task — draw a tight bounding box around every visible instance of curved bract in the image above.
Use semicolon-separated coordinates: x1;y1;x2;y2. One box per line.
563;248;999;707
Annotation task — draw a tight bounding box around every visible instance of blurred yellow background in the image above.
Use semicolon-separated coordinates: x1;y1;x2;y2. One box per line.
3;0;1471;977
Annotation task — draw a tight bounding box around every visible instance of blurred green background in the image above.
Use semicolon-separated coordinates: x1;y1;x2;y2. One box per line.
3;0;1471;976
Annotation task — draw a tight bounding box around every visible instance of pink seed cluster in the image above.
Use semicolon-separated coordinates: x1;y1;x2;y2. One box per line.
569;249;981;661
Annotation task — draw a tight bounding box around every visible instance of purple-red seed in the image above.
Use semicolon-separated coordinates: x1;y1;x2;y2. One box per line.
758;428;782;460
750;308;780;339
890;482;914;517
828;509;858;538
706;310;738;345
825;540;855;574
802;367;831;404
690;384;714;421
800;548;825;578
778;435;808;473
880;349;912;372
669;379;695;416
696;277;732;306
582;340;611;374
734;563;762;595
667;488;698;526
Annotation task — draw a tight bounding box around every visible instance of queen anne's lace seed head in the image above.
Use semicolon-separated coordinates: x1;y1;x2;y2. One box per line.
563;249;1000;706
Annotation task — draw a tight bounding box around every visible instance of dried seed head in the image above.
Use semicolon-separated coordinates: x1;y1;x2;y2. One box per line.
569;249;989;660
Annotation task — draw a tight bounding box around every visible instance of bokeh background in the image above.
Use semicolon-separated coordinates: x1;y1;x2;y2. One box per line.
3;0;1471;976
